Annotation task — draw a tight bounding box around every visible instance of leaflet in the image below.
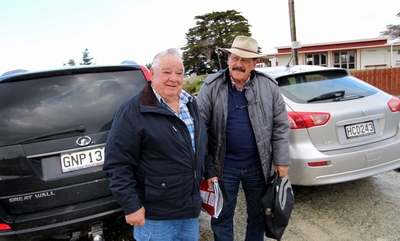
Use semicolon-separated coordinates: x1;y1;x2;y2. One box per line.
200;179;223;218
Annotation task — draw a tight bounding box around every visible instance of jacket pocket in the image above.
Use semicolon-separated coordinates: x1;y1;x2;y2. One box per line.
144;174;183;202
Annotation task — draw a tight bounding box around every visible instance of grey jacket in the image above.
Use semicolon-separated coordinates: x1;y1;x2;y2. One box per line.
196;69;290;184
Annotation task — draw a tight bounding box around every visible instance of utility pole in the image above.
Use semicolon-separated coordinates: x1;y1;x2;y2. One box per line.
288;0;299;65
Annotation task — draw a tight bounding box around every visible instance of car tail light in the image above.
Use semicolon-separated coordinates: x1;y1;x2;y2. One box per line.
140;65;152;81
387;96;400;112
288;112;330;129
308;161;329;167
0;223;11;231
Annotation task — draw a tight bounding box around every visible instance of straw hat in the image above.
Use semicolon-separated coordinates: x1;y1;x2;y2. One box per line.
221;35;267;58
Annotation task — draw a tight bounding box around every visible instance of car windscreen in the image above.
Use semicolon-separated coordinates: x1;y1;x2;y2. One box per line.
0;70;146;146
276;70;378;103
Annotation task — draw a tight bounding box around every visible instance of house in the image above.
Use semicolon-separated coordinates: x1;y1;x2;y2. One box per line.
266;37;400;70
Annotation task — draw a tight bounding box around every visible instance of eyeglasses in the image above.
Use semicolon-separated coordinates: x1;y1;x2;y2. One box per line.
232;89;249;109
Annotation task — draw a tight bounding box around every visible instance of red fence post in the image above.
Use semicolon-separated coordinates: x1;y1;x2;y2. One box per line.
380;69;388;94
371;69;377;87
379;69;383;90
364;70;370;84
388;68;395;96
363;70;369;84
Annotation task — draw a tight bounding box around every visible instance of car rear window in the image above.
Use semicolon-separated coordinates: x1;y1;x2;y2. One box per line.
0;70;145;146
276;70;378;103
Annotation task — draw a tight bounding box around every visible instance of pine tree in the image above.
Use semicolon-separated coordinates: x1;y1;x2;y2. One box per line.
182;10;253;75
80;48;94;65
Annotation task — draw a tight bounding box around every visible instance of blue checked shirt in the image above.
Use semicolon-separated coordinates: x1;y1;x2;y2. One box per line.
152;86;195;152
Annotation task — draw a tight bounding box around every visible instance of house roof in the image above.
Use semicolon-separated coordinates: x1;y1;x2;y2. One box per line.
267;37;400;57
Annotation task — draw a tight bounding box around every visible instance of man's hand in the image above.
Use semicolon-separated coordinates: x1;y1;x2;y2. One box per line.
274;165;289;178
207;177;218;190
125;206;146;226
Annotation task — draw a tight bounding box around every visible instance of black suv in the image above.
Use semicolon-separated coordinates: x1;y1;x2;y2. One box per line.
0;64;150;240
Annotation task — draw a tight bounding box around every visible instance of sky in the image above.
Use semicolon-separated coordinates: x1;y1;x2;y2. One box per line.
1;0;400;75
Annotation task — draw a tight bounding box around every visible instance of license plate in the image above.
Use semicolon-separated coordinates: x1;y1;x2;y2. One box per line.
61;147;105;172
345;121;375;139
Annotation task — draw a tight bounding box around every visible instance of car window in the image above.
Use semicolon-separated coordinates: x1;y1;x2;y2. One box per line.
277;70;378;103
0;70;145;146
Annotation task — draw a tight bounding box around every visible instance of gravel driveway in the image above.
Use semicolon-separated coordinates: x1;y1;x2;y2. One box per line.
199;170;400;241
85;170;400;241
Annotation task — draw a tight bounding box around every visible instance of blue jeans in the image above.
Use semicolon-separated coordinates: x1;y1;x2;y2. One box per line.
211;163;266;241
133;218;198;241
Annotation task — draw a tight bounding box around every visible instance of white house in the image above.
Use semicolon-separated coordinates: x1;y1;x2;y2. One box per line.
266;37;400;70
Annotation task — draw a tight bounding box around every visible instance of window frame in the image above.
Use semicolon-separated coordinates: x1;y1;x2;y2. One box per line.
333;50;356;69
306;52;327;67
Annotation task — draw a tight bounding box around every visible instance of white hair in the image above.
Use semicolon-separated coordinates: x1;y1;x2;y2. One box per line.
152;48;183;71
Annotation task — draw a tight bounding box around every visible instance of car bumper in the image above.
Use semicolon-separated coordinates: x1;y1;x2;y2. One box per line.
289;134;400;186
0;196;123;241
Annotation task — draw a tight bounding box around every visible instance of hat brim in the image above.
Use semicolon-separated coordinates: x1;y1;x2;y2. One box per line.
221;48;267;58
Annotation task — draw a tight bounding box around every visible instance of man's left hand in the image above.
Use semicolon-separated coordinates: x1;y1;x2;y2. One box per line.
274;165;289;178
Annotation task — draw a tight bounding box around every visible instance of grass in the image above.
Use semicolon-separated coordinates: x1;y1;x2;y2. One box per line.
183;75;207;95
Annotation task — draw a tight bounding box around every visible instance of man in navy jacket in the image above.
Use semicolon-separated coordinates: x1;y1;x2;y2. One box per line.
103;48;217;241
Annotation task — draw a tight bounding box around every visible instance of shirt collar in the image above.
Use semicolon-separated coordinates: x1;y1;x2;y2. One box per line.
151;84;192;105
230;75;250;92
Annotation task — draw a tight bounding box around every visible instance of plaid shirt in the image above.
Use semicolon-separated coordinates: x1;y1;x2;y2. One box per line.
152;87;195;152
230;75;251;92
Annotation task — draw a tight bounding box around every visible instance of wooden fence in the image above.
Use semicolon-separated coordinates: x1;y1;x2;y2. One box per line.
350;67;400;96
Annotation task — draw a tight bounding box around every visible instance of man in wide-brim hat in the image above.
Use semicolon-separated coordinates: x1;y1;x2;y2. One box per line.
221;35;267;59
220;35;268;89
196;35;291;241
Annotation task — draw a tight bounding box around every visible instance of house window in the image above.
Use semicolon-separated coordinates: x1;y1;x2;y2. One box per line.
334;51;355;69
306;53;327;66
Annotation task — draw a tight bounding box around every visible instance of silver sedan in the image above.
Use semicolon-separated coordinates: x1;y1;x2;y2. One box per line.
257;65;400;185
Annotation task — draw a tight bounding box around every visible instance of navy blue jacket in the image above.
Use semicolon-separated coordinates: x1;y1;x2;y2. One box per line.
103;82;216;220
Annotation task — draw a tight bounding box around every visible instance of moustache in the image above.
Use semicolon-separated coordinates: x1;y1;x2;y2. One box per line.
232;67;246;72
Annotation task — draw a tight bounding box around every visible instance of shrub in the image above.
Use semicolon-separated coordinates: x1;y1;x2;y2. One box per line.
184;77;205;94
